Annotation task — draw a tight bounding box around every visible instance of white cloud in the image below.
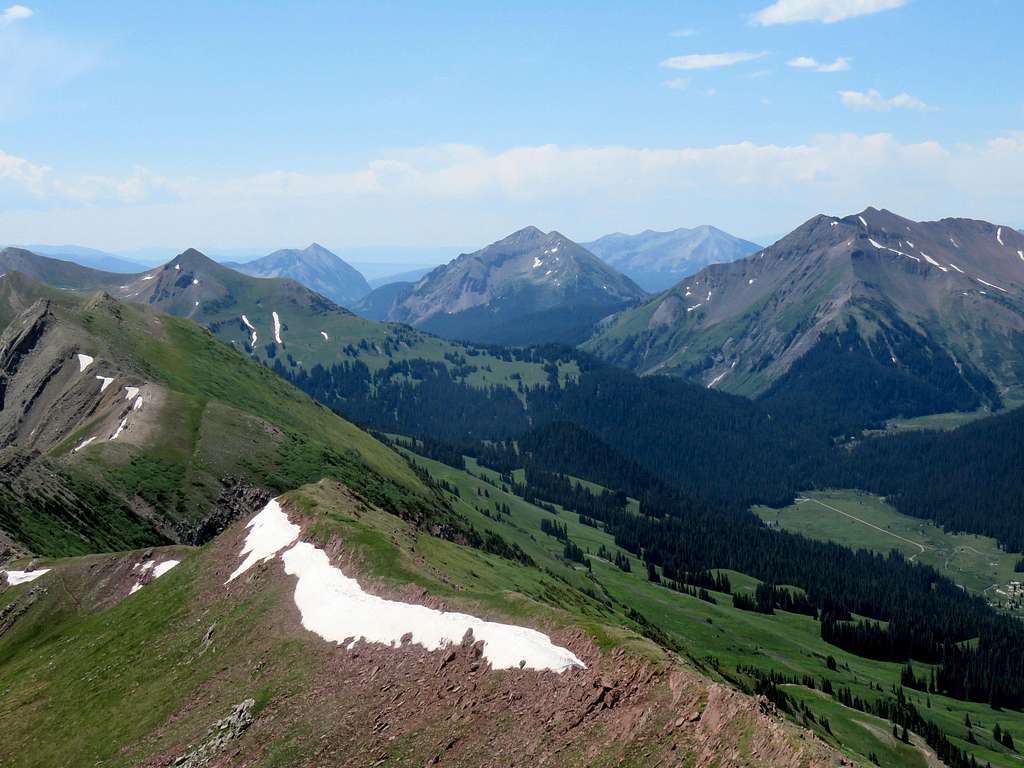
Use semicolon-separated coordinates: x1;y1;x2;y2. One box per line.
753;0;908;25
0;150;178;204
660;51;767;71
2;132;1023;250
839;88;931;111
787;55;851;72
670;28;698;38
664;77;690;90
0;5;32;25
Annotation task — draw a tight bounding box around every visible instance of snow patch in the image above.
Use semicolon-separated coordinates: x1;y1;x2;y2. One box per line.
272;311;283;344
192;278;199;285
707;362;736;390
687;304;702;313
153;559;180;578
2;569;50;586
920;252;948;271
124;386;140;401
129;558;178;596
282;540;584;672
96;375;114;393
997;227;1004;246
748;278;755;285
949;236;959;248
110;417;129;441
532;256;543;269
73;436;97;453
320;331;329;341
133;397;144;411
241;315;258;346
141;274;155;281
227;498;300;582
948;262;965;274
1018;250;1024;263
76;354;94;372
868;238;919;262
858;215;868;228
976;277;1009;293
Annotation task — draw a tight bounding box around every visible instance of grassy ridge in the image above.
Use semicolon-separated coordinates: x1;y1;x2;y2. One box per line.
0;478;659;767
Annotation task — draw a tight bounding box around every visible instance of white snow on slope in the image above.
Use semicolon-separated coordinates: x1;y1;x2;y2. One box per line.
130;559;179;595
949;262;965;274
976;278;1009;293
153;559;180;578
241;315;258;346
110;418;129;440
226;498;300;582
96;376;114;393
707;370;729;389
868;238;919;262
687;303;702;313
142;273;155;280
997;227;1004;246
920;252;948;271
133;397;143;411
272;311;283;344
124;386;140;401
320;331;329;341
77;354;94;372
228;499;584;673
1018;250;1024;263
73;436;97;452
2;569;50;586
858;215;868;228
282;541;585;673
532;256;543;269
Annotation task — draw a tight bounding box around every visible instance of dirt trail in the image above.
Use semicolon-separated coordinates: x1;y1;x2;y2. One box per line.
799;497;927;557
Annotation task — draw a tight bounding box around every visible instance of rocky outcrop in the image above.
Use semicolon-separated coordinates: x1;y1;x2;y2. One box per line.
172;699;256;768
182;479;272;545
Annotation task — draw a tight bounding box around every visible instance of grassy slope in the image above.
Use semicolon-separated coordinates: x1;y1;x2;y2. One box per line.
410;452;1024;768
0;479;661;768
753;490;1023;602
175;266;573;391
6;296;446;557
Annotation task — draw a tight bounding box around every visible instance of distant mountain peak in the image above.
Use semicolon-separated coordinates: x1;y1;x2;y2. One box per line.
228;243;370;306
582;225;761;292
375;226;645;345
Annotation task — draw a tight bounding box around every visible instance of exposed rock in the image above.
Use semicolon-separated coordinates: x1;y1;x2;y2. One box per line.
172;698;255;768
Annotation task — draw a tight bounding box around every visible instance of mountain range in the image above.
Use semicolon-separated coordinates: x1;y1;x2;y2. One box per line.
356;226;647;345
5;209;1024;766
0;278;839;768
584;208;1024;427
582;226;761;292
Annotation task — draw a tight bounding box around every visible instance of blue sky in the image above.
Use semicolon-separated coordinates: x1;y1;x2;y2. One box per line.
1;0;1022;257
